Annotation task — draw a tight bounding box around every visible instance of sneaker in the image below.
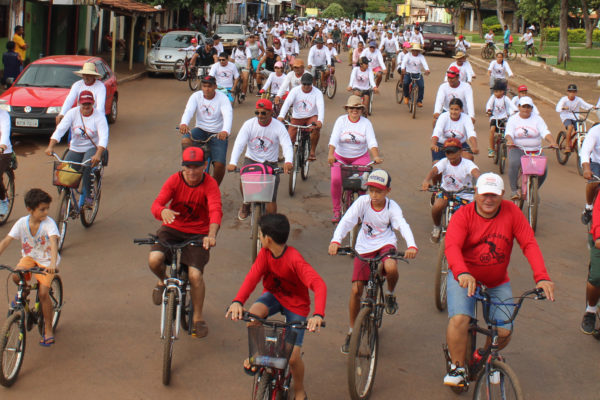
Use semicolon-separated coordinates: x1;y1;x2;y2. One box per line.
417;102;423;107
488;148;495;158
0;199;9;216
384;294;398;315
152;285;165;306
240;93;246;101
443;365;467;387
581;312;596;335
331;210;341;223
341;333;351;354
431;226;442;243
582;208;593;225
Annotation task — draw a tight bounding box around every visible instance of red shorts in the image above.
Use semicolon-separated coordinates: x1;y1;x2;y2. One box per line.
373;66;383;73
352;244;396;282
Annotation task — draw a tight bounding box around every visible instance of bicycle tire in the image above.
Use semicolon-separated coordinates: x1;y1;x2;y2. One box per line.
395;80;404;104
162;290;176;386
180;284;192;333
473;360;524;400
411;86;418;119
254;370;272;400
385;62;391;82
251;204;261;262
434;237;448;311
528;176;539;232
301;137;311;181
368;93;373;116
0;169;15;226
174;60;186;81
80;169;102;227
49;276;63;332
347;193;359;248
55;190;70;252
555;131;570;165
188;67;199;91
326;75;337;99
347;307;378;400
507;47;517;61
499;142;507;175
0;312;25;387
288;145;299;196
481;46;488;59
493;136;500;165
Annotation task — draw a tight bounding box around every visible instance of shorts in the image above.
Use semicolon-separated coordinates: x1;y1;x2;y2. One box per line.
447;275;514;329
309;65;327;75
373;66;382;74
183;127;228;164
563;119;577;129
235;63;249;73
490;119;506;128
385;52;396;59
588;234;600;287
260;69;273;78
352;244;396;282
16;256;54;288
352;88;371;97
150;225;210;273
251;59;260;71
431;141;470;162
256;291;307;347
243;157;280;202
590;161;600;177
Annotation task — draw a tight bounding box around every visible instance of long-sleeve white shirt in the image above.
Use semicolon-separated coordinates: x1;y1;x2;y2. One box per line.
331;195;417;254
276;71;303;97
0;110;12;154
434;82;475;119
360;48;386;70
486;94;516;120
555;96;594;122
209;61;239;88
263;72;286;94
444;61;475;83
283;39;300;55
273;45;287;60
278;85;325;122
432;112;476;144
580;124;600;164
307;45;331;67
379;37;399;53
51;107;109;152
488;60;513;80
505;113;551;151
60;79;106;117
348;66;376;91
347;35;365;49
229;117;293;165
396;52;407;69
180;91;233;135
329;115;378;158
410;32;424;46
401;52;429;74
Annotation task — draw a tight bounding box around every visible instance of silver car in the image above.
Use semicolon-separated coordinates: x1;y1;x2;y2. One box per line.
146;30;205;75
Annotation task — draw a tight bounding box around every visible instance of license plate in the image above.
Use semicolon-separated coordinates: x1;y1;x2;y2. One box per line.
434;47;442;51
15;118;38;127
160;65;173;70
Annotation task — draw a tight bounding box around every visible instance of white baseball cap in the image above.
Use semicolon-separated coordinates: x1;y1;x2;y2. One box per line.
366;169;391;190
518;96;534;107
476;173;504;195
327;39;334;44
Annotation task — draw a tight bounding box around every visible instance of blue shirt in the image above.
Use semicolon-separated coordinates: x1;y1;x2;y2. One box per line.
2;51;21;81
503;29;510;44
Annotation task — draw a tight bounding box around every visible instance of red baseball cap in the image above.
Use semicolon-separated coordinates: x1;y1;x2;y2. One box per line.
443;138;462;150
459;35;464;39
79;90;95;104
447;66;460;77
182;146;205;166
518;85;528;92
256;99;273;111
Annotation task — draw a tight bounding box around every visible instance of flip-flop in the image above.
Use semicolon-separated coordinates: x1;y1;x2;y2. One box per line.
243;359;258;376
308;155;317;161
39;336;55;347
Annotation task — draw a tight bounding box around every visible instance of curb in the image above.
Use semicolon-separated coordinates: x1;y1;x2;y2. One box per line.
117;71;147;84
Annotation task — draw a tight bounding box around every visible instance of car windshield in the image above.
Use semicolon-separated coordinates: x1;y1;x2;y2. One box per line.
423;25;453;35
159;34;195;48
15;64;80;88
216;26;244;35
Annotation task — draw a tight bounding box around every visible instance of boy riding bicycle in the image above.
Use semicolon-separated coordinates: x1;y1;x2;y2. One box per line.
226;213;326;400
328;170;418;353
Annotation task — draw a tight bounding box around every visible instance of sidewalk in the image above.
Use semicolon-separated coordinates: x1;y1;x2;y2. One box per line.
97;53;147;84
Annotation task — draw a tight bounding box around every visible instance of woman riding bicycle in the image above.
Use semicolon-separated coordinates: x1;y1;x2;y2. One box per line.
328;95;382;223
431;98;479;163
347;57;378;112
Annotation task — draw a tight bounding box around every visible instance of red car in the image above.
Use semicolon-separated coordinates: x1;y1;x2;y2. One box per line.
0;55;118;135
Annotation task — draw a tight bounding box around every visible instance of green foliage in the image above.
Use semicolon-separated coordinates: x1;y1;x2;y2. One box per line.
543;27;600;42
516;0;560;26
322;2;346;18
482;24;503;35
483;15;499;26
365;0;394;13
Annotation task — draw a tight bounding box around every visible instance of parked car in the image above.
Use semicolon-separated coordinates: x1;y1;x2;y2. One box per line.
215;24;249;52
146;30;205;75
0;55;118;135
421;22;455;57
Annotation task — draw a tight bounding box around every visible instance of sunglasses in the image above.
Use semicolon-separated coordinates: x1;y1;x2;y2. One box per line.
218;59;227;62
347;106;362;110
444;148;460;154
255;110;269;116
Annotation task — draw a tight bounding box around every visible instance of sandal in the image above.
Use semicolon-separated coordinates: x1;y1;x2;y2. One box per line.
192;320;208;338
243;359;258;376
152;285;165;306
238;203;251;221
308;154;317;161
39;335;55;347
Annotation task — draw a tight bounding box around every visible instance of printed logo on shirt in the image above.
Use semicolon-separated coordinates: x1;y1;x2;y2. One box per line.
515;126;537;138
363;222;386;238
341;130;365;144
442;174;463;191
250;136;274;151
445;129;465;140
200;102;216;117
476;233;509;265
294;99;314;113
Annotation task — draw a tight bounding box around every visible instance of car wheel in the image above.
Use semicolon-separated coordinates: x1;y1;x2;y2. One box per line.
107;97;118;124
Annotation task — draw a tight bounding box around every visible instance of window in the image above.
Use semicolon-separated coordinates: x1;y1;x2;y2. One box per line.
95;61;108;81
16;65;80;88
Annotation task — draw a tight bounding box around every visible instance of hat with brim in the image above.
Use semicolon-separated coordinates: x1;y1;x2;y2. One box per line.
74;62;102;78
518;96;534;107
182;147;205;166
344;95;364;109
410;44;424;52
476;172;504;196
453;51;468;59
366;169;391;190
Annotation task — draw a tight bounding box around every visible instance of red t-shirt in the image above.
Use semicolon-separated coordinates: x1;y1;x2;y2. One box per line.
151;172;223;234
590;193;600;240
233;246;327;317
445;200;550;288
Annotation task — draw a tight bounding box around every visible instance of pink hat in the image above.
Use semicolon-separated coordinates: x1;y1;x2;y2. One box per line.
274;61;284;68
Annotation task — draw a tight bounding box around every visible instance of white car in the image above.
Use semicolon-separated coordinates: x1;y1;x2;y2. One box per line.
146;30;205;75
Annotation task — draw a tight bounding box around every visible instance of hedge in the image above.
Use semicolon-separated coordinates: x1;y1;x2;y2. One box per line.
482;24;503;35
483;16;500;26
542;28;600;42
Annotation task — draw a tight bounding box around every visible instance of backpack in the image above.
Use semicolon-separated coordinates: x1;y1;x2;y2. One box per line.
240;163;274;176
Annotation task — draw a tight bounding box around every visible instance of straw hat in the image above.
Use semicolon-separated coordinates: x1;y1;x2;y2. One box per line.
453;51;468;59
344;95;364;108
410;43;424;52
74;62;102;78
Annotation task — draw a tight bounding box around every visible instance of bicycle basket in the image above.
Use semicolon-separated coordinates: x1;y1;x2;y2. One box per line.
520;155;546;175
241;173;276;203
341;165;372;192
247;325;297;369
52;161;82;188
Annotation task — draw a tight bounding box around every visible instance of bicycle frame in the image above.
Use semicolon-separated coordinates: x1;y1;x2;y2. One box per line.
515;146;547;197
160;251;185;340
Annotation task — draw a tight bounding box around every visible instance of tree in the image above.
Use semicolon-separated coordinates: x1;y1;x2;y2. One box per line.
322;2;347;17
558;0;570;63
516;0;559;51
496;0;506;28
581;0;600;48
431;0;462;31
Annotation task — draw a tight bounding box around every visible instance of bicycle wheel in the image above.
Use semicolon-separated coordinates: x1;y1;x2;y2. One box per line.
385;62;391;82
249;73;255;94
0;169;15;226
0;312;25;387
473;360;523;400
411;86;418;119
515;168;525;210
251;204;262;262
434;237;448;311
55;190;70;252
481;46;489;59
395;81;404;104
162;290;176;386
499;142;507;175
80;170;101;227
174;60;186;81
49;276;63;332
301;137;311;181
493;136;500;165
347;307;378;400
274;372;292;400
368;94;373;116
326;75;337;99
180;284;192;333
507;47;517;61
527;176;539;232
254;371;272;400
288;145;299;196
555;131;570;165
188;67;199;91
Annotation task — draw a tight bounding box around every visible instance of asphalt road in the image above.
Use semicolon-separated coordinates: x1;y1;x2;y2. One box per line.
1;51;599;400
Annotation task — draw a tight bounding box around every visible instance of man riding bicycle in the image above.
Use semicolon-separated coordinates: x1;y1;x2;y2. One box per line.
379;30;399;79
275;58;305;105
361;41;386;88
190;38;218;68
209;52;240;103
230;39;251;100
283;33;300;65
307;37;331;89
400;43;430;108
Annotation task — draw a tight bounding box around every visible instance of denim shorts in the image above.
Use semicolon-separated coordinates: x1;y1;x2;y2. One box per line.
563;119;577;129
256;291;306;347
183;127;228;164
447;275;514;329
590;161;600;177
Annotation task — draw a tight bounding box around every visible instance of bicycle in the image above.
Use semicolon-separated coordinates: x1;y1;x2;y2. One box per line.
285;121;314;196
0;265;63;387
520;43;537;58
481;42;496;59
406;72;421;119
384;53;394;82
52;152;104;252
237;311;325;400
133;234;201;386
325;66;337;100
503;44;517;61
174;50;194;81
335;246;407;400
442;285;546;399
492;118;508;174
188;65;211;91
233;76;245;104
338;162;374;248
556;109;593;176
426;186;474;311
395;75;404;104
0;152;17;226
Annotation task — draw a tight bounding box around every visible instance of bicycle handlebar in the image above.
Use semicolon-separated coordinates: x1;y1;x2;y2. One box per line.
474;285;545;326
337;161;376;168
507;144;554;155
284;121;317;129
228;167;283;174
425;185;475;196
175;128;218;144
52;152;92;166
0;264;58;274
241;311;326;329
133;234;202;250
335;246;407;263
570;109;595;122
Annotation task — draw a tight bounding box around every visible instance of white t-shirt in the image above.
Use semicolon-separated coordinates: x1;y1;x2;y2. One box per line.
229;117;293;165
51;107;109;152
433;157;478;200
484;33;494;43
396;52;407;69
486;94;516;120
432;112;476;144
455;40;470;52
380;37;399;53
209;62;240;88
278;85;325;122
360;48;386;70
331;195;417;254
329;115;378;158
273;45;286;60
263;72;286;94
522;32;534;45
505;113;551;151
555;96;594;122
488;60;513;80
434;82;475;119
308;45;331;67
401;53;429;74
283;39;300;55
0;110;12;154
180;91;233;135
60;79;107;117
580;124;600;164
348;66;376;91
232;47;251;66
9;216;61;267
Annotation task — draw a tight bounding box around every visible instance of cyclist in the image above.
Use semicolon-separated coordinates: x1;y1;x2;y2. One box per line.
0;106;12;215
400;43;430;107
520;28;534;55
149;146;222;338
246;34;264;76
213;34;224;55
328;169;418;353
484;29;494;49
307;37;331;89
230;39;251;100
228;99;293;218
260;61;286;99
351;40;365;67
505;96;558;200
328;95;383;222
402;26;411;43
272;38;287;64
422;138;480;243
275;58;305;105
360;41;386;88
434;67;475;127
410;25;424;46
347;56;378;112
582;188;600;333
277;73;324;161
45;91;108;208
442;172;554;387
190;37;218;69
487;50;513;95
380;30;399;79
209;52;240;103
395;42;410;87
454;35;470;53
347;30;365;66
179;75;233;185
444;51;475;84
283;33;299;65
486;81;516;158
326;38;341;65
257;46;281;91
431;98;479;162
226;213;326;400
555;83;596;153
511;85;539;115
579;124;600;224
57;62;106;125
0;189;59;346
